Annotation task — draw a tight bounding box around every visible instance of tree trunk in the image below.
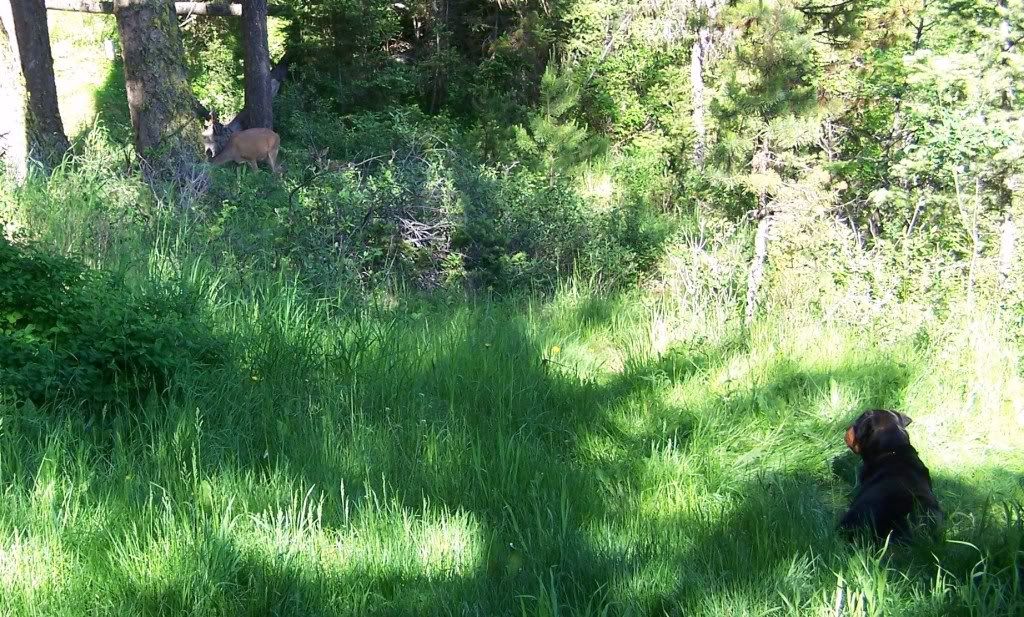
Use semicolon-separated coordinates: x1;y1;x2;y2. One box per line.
0;6;28;180
241;0;272;128
45;1;288;17
690;0;726;168
745;212;772;325
114;0;203;181
3;0;69;170
996;0;1015;293
744;136;772;325
428;0;450;113
998;210;1016;290
690;32;707;167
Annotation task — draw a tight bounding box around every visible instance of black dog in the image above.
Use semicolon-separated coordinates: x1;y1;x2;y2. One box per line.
839;409;942;540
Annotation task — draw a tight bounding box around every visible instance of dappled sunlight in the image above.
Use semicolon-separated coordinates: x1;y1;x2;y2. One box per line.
578;169;617;211
1;269;1023;614
234;493;485;579
48;13;121;139
0;0;1021;611
0;532;74;598
413;511;484;576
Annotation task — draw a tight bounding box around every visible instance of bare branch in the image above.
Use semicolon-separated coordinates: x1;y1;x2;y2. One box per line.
44;1;288;17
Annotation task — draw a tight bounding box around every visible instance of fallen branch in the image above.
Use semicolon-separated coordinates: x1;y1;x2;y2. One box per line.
44;1;289;17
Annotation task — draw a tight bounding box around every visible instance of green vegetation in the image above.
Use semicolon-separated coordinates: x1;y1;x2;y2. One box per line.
1;233;1022;615
2;0;1023;615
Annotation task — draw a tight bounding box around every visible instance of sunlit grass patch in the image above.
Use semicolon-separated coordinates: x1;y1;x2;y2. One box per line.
0;531;75;600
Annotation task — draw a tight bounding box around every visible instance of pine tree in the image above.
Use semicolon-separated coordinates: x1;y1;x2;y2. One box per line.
709;0;824;323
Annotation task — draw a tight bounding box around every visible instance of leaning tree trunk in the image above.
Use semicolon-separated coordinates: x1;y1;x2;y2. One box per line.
114;0;203;182
2;0;69;170
241;0;272;128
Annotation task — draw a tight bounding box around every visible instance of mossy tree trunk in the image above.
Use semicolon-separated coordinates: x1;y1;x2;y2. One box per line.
1;0;69;171
241;0;272;129
114;0;203;180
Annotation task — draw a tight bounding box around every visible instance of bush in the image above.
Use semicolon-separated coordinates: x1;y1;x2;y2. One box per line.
0;236;225;410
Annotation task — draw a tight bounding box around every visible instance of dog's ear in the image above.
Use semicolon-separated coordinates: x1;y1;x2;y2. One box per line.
889;410;912;428
844;425;860;454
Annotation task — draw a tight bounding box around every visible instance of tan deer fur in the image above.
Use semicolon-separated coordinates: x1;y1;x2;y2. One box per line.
210;127;281;174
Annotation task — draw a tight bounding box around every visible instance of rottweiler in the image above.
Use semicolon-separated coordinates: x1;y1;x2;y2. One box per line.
839;409;942;540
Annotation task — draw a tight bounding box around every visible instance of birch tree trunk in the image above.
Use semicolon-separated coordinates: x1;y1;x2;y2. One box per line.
690;0;724;168
996;0;1016;292
745;211;772;325
998;210;1016;290
744;137;772;325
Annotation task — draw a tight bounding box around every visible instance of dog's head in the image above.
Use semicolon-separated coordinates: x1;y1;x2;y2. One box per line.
844;409;913;456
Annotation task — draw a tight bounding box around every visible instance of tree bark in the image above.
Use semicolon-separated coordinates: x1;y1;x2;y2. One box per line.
744;136;772;325
241;0;272;128
745;212;772;325
690;0;723;168
3;0;69;170
996;0;1015;293
114;0;203;179
998;210;1016;290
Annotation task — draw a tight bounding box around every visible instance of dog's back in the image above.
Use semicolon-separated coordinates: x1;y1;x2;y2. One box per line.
840;409;942;540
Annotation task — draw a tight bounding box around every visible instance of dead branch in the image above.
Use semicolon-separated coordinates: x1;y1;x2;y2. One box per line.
44;1;288;17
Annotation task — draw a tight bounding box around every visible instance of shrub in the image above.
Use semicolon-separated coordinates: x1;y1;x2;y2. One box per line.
0;236;225;410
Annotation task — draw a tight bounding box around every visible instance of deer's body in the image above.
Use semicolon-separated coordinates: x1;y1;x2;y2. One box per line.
209;127;281;174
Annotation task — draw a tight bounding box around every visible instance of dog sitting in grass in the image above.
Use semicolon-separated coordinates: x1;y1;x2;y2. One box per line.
839;409;942;540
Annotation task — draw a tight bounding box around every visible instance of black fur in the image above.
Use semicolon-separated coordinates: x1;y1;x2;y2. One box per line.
839;409;942;540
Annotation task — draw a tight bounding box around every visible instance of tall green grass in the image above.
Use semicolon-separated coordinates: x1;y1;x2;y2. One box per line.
1;234;1022;615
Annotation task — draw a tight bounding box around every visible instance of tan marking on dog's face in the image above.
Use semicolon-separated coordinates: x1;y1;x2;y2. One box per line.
844;426;860;454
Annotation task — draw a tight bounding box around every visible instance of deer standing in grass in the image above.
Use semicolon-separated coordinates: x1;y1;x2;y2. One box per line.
204;114;281;174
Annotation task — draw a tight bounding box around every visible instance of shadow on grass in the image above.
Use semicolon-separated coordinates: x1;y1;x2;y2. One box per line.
90;56;132;147
3;294;1023;615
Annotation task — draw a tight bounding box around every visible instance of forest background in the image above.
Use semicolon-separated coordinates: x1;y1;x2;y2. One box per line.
1;0;1023;615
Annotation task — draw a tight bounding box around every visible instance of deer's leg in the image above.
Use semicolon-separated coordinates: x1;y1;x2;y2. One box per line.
247;160;258;171
269;145;281;175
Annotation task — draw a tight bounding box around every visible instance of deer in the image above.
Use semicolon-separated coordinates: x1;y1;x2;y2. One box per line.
203;113;281;174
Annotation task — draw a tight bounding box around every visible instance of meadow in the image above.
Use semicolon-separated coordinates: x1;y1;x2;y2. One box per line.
1;221;1022;615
